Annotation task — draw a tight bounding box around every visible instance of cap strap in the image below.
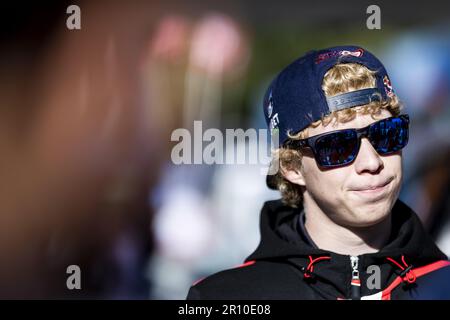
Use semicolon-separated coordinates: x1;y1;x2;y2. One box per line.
326;88;381;111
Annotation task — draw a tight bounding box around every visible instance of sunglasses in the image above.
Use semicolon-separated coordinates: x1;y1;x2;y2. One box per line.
285;115;409;168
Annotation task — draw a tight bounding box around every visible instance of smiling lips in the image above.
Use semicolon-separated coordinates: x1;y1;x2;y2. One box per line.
351;178;393;193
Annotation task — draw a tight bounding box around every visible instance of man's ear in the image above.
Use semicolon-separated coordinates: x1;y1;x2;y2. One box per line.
281;165;306;187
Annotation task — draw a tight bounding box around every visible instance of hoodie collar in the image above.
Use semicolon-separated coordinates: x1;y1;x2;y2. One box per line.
247;199;446;263
298;210;319;249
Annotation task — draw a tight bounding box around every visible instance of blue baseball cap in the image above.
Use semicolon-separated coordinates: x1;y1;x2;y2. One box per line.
263;45;396;146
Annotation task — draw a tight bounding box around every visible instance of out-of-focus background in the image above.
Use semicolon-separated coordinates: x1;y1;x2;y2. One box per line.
0;0;449;299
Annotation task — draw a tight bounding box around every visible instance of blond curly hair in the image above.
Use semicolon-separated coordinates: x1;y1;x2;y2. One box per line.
270;63;403;208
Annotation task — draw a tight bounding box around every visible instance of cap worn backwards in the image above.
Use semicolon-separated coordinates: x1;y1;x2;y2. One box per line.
263;45;396;146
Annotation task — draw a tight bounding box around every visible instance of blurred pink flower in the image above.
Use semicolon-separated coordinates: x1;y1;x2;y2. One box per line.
149;15;190;62
189;13;249;76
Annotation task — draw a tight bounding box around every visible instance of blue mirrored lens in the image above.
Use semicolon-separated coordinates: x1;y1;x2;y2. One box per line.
369;117;409;154
315;130;359;166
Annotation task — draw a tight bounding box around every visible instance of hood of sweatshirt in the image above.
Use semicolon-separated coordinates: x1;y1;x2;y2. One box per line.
245;199;448;299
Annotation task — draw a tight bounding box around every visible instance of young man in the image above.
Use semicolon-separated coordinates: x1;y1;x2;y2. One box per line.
186;45;450;300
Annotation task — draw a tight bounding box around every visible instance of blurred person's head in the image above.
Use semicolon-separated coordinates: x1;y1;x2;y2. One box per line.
265;46;407;228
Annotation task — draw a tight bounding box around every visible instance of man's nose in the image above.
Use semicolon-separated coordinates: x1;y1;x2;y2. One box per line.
353;138;384;174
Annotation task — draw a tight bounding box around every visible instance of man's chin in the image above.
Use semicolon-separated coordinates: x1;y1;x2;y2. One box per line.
338;201;393;228
347;208;392;228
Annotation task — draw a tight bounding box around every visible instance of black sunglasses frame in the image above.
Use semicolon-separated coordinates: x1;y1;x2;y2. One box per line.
285;114;410;168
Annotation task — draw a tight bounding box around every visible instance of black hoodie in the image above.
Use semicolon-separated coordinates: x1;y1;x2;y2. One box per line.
187;199;450;300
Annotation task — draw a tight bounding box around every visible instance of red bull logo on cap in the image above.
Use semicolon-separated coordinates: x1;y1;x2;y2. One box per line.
315;48;364;64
